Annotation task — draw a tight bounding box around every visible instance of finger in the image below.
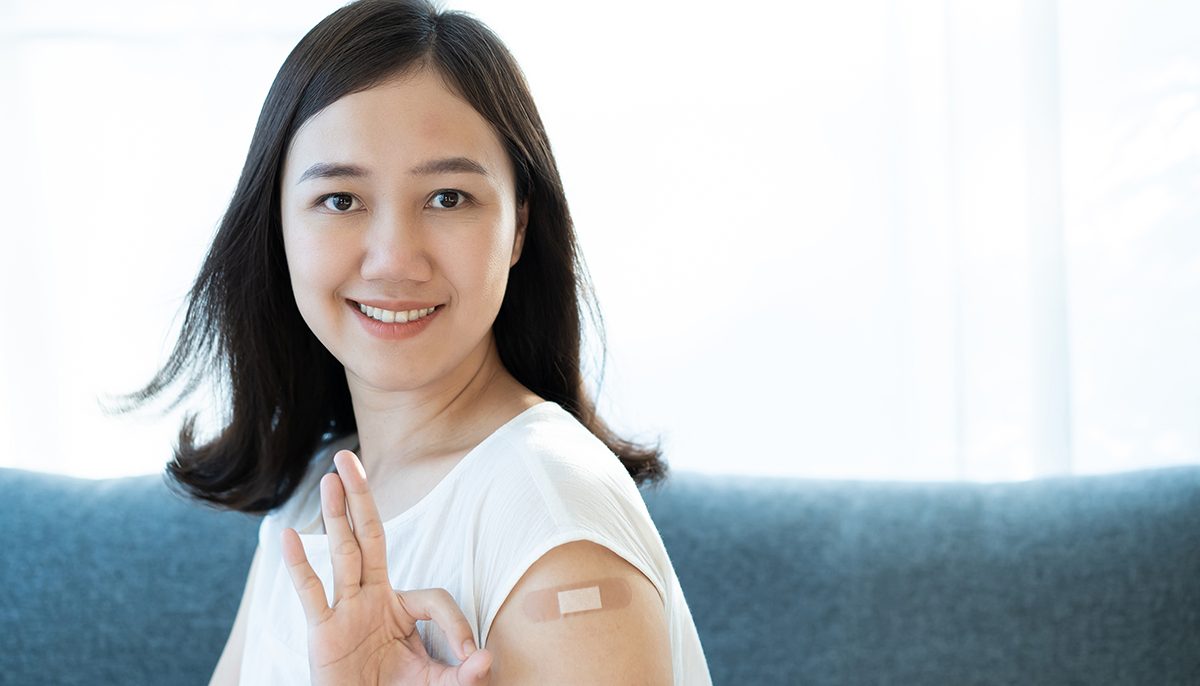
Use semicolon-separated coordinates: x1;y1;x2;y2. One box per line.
320;472;362;602
280;527;332;626
454;649;493;686
396;588;484;663
333;450;389;586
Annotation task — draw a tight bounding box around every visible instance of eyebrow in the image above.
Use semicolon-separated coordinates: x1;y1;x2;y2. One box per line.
408;156;491;177
296;162;369;185
296;157;491;185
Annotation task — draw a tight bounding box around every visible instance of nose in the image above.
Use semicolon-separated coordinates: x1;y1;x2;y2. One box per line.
358;205;434;284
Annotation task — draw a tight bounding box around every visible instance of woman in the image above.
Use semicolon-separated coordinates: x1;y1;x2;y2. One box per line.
121;1;712;683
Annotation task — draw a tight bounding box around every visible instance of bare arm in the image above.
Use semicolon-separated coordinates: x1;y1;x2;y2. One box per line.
485;540;673;685
209;543;262;686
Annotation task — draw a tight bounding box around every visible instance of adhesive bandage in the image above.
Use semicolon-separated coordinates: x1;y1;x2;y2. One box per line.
521;577;632;623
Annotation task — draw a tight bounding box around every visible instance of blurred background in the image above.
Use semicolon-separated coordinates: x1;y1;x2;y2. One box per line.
0;0;1196;482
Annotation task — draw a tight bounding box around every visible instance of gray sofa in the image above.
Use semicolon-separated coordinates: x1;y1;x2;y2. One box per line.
2;465;1198;685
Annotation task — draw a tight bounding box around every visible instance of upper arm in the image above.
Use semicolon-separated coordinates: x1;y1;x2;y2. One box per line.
484;540;673;685
209;543;262;686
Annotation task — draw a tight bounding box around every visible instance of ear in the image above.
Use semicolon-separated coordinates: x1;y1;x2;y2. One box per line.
510;200;529;268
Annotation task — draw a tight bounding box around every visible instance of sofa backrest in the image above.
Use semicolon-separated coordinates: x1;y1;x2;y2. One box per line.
643;467;1200;684
2;465;1199;685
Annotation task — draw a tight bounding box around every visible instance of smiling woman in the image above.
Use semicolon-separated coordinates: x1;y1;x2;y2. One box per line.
108;0;711;684
279;69;528;401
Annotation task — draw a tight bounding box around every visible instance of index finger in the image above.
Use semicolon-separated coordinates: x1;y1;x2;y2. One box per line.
396;588;483;662
333;450;390;586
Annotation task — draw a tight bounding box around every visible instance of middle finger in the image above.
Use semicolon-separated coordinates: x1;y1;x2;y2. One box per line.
333;450;390;587
321;472;362;602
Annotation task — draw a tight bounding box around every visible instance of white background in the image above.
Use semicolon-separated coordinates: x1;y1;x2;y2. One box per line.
1;0;1197;481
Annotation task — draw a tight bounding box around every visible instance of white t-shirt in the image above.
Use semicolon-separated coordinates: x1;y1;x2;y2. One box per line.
239;401;713;685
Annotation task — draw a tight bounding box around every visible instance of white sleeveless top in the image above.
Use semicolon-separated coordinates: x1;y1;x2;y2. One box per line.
238;401;713;684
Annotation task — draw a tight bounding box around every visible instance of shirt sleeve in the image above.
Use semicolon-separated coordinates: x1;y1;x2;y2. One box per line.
472;434;668;648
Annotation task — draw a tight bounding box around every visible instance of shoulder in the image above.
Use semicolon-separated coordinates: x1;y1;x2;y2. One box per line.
495;402;634;497
474;403;647;538
471;405;673;682
484;539;673;685
504;401;616;465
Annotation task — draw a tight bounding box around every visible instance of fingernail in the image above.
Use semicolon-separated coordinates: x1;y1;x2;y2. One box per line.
462;639;477;657
337;451;367;481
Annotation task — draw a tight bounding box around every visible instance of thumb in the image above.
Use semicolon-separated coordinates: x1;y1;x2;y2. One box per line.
454;646;493;685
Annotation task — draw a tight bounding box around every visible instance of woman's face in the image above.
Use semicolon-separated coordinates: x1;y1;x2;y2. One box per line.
279;68;527;393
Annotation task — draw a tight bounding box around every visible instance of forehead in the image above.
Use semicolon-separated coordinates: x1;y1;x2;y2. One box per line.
282;68;511;184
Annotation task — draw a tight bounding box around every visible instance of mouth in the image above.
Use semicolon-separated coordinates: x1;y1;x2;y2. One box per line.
351;301;444;324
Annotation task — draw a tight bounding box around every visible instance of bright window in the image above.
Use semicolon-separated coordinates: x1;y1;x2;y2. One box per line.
2;0;1197;481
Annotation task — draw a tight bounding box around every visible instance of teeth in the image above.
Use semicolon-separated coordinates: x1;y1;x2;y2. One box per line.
358;303;437;324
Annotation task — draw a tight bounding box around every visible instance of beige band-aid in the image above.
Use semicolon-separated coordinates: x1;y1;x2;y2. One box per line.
521;577;632;622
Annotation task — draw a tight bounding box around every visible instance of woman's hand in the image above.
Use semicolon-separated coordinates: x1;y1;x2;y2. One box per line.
281;449;494;686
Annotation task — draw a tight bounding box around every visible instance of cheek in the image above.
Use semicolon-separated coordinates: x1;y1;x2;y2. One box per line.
437;220;514;285
282;227;345;316
282;231;314;293
483;217;518;272
474;228;517;298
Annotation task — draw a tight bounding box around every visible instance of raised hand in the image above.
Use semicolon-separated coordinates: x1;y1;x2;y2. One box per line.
280;450;494;685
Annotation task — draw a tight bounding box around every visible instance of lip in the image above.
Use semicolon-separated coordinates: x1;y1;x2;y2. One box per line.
348;299;442;340
350;298;443;311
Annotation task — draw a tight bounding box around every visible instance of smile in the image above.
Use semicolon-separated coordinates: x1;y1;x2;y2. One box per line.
357;303;439;324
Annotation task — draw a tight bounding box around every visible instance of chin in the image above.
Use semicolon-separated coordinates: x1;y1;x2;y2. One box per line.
344;358;443;392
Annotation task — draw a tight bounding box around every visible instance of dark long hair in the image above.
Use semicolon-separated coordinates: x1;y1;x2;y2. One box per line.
112;0;667;514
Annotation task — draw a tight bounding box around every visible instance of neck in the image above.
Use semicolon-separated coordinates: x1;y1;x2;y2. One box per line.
344;332;536;480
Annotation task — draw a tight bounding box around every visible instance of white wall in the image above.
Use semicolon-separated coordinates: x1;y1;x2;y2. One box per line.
1;0;1197;481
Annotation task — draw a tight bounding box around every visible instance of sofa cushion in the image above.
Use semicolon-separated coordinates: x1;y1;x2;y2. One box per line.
0;468;259;685
643;467;1200;684
2;465;1199;684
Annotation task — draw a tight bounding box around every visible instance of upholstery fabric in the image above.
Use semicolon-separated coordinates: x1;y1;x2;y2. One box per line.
1;469;258;684
2;466;1198;685
642;467;1200;684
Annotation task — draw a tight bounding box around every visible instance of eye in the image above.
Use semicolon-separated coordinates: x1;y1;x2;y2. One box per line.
318;193;359;213
428;190;467;210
